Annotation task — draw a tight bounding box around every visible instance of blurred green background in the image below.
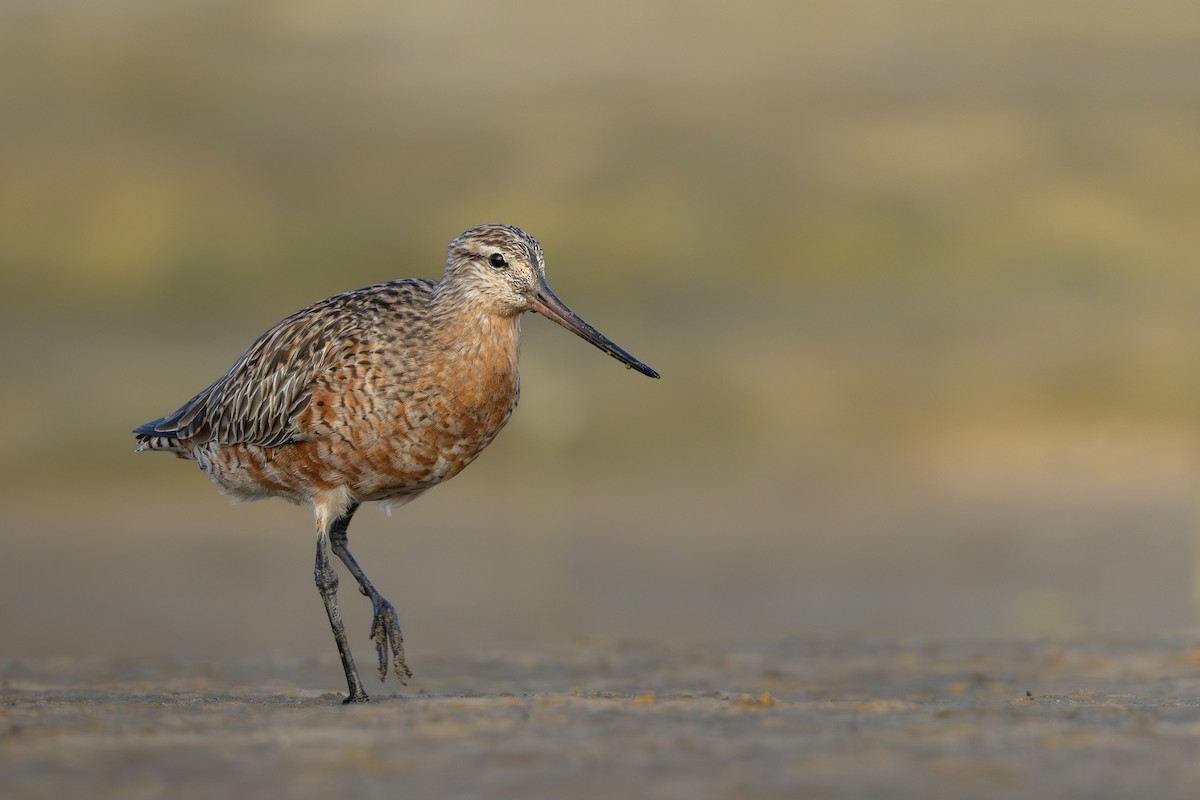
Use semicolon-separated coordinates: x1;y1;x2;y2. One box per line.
2;0;1198;670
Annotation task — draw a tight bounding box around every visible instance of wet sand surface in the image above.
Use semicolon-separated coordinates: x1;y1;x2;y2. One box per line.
4;638;1200;799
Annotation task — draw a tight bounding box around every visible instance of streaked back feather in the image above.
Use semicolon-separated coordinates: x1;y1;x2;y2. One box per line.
135;279;436;449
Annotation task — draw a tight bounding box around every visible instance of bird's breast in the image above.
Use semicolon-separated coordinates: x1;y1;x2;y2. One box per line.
324;312;522;497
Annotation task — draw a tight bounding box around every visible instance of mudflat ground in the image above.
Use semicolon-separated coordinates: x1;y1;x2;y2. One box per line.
2;477;1198;798
4;637;1200;799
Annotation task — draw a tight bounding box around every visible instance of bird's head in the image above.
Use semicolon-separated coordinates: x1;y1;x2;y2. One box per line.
444;223;547;316
442;224;659;378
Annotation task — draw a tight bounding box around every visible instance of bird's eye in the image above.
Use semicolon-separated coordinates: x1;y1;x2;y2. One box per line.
488;253;507;269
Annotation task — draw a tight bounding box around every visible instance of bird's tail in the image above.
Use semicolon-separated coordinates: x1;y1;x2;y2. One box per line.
133;418;185;453
134;434;186;453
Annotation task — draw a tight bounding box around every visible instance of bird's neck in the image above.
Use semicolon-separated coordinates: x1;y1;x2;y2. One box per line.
427;289;523;375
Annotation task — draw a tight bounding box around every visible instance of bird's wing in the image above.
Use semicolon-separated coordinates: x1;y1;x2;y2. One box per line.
135;280;432;448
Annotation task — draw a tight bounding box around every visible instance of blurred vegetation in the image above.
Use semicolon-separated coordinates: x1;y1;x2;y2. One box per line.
2;1;1200;649
1;0;1197;493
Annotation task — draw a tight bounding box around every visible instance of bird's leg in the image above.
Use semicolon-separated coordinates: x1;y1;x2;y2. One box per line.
315;506;370;703
329;516;412;684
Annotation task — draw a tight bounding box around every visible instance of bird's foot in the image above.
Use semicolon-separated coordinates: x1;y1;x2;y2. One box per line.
370;596;413;684
342;691;371;704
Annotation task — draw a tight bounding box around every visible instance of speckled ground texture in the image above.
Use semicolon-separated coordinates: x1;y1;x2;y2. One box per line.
4;638;1200;799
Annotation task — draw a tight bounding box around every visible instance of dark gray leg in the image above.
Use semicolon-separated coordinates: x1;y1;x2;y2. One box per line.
330;512;412;684
315;504;370;703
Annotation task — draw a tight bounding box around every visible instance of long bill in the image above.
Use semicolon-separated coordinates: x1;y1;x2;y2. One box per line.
529;285;660;379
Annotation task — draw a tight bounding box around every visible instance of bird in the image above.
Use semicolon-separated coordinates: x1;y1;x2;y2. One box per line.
133;223;658;703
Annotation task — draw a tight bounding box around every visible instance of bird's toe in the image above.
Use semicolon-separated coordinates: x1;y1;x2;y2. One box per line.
370;597;411;684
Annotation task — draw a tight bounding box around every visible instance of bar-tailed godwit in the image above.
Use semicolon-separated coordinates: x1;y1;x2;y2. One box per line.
134;224;658;702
